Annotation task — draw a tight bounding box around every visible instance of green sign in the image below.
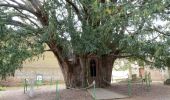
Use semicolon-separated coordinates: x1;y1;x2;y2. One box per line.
36;74;43;85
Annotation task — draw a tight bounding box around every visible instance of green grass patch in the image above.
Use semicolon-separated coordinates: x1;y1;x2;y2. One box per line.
0;86;6;91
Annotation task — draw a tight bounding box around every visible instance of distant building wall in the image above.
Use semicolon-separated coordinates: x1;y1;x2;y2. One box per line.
113;59;169;82
0;51;64;86
147;68;169;81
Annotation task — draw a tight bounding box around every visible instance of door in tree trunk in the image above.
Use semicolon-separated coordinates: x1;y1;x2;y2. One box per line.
52;48;115;88
87;55;115;87
88;57;99;85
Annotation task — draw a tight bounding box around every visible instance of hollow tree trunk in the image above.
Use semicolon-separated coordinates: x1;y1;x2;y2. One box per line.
168;67;170;79
53;53;115;88
48;42;116;88
98;55;116;87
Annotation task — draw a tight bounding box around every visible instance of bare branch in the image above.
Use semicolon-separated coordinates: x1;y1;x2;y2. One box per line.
4;18;35;30
14;9;40;28
8;0;22;5
0;3;36;15
44;49;52;52
146;26;170;36
0;2;48;26
153;26;170;36
5;20;27;27
65;0;82;21
29;0;42;12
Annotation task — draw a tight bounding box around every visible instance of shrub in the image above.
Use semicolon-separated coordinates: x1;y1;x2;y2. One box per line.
164;79;170;85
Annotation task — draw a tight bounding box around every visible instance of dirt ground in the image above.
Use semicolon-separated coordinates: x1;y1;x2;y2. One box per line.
0;82;170;100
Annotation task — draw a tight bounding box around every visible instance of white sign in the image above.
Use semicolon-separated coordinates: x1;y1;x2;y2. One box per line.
36;74;43;81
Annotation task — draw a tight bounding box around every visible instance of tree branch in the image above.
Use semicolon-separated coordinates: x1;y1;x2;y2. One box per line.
8;0;23;6
29;0;42;12
43;49;52;52
5;20;27;27
14;9;40;28
110;54;133;58
0;3;36;15
4;19;35;30
65;0;82;21
146;26;170;36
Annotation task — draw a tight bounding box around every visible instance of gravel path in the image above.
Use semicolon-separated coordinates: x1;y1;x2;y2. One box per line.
0;83;170;100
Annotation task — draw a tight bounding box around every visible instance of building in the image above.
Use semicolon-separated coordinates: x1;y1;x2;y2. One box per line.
0;51;64;86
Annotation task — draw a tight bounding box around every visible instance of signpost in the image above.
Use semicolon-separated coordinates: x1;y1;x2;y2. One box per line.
50;77;53;87
36;74;43;87
56;80;59;100
128;77;132;96
24;78;28;94
29;79;35;97
93;81;96;100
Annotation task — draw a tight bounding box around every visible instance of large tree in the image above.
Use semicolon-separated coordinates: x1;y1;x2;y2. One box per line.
0;0;170;88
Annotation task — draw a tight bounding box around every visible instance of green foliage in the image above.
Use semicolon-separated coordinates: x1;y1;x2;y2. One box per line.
0;0;170;79
164;79;170;85
0;18;45;79
114;59;130;71
0;86;6;91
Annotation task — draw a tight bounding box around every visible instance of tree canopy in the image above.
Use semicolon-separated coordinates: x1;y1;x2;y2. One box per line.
0;0;170;79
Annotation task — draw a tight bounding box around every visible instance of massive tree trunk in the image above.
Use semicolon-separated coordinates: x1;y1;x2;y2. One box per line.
60;55;115;88
51;46;116;88
168;67;170;79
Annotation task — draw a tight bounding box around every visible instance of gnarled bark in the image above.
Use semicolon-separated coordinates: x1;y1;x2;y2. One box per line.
51;47;116;88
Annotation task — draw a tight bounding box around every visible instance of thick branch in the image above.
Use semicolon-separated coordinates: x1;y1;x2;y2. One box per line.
65;0;82;21
14;9;40;28
43;49;52;52
0;3;36;15
29;0;42;12
110;54;133;58
137;56;154;64
9;0;23;6
47;40;65;64
5;19;28;27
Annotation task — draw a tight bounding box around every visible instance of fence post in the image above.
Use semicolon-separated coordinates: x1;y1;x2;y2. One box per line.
24;78;28;94
29;79;35;97
128;78;132;96
93;80;96;100
36;80;38;88
144;72;147;91
145;72;150;91
56;80;59;100
148;72;151;87
50;77;53;87
24;79;26;93
147;72;151;91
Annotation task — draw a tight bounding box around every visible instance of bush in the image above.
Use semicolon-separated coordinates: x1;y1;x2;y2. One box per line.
164;79;170;85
